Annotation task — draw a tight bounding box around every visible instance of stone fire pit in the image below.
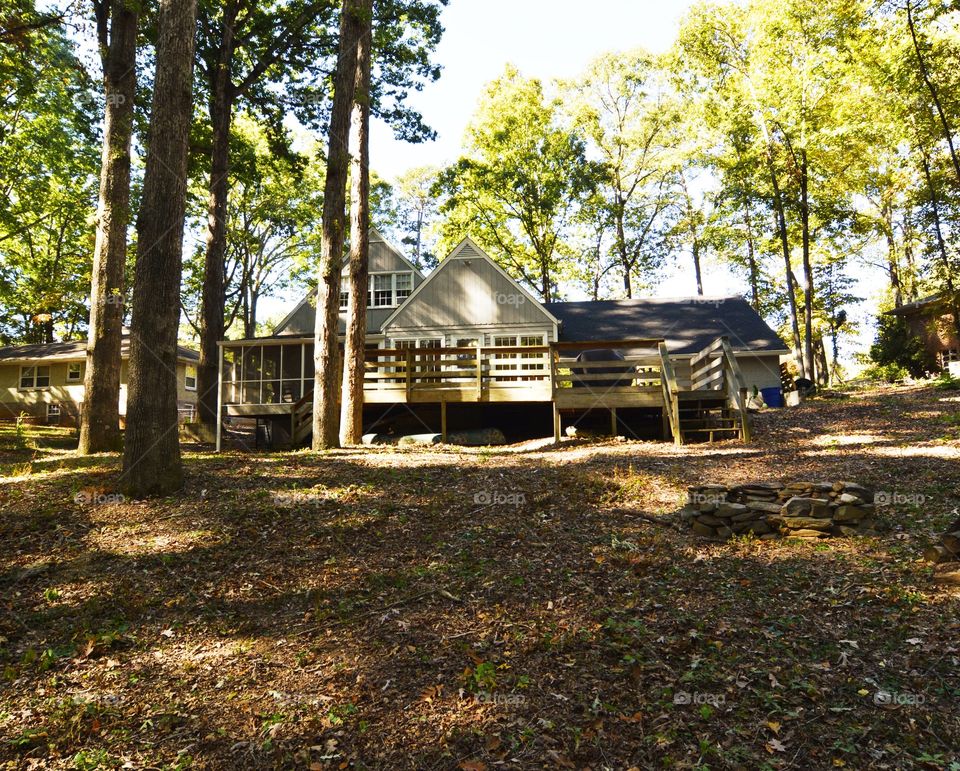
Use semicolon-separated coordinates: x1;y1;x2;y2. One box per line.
679;481;877;541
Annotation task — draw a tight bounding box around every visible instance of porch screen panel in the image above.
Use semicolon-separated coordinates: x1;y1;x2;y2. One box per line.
280;345;302;402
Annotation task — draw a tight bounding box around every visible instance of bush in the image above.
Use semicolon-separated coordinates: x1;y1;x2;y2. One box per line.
935;371;960;391
862;362;910;383
868;315;935;379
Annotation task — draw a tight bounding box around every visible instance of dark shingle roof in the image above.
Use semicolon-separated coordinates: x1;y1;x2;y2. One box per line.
544;296;787;355
0;336;199;362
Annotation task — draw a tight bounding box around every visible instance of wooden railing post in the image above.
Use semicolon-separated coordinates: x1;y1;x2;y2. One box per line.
404;348;413;400
476;344;483;400
658;342;682;445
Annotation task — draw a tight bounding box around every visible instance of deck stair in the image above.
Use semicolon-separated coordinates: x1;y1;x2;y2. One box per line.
676;397;743;443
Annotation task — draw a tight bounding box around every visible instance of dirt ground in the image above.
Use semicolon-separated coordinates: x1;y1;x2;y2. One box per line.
1;385;959;769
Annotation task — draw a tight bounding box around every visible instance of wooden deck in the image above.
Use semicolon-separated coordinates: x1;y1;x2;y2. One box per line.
218;337;752;447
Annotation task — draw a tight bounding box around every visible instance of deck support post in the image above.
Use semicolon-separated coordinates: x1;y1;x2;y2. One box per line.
610;407;617;437
440;400;447;442
552;402;561;443
215;344;224;453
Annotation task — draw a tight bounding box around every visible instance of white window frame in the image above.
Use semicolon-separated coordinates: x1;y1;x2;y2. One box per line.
66;362;83;382
184;364;198;391
19;365;51;390
47;403;61;422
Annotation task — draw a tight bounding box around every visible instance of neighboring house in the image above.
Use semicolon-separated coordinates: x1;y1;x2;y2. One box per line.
218;230;788;446
0;335;200;427
885;293;960;372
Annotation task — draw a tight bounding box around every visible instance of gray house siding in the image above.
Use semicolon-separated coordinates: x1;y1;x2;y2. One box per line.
384;240;558;342
273;229;424;338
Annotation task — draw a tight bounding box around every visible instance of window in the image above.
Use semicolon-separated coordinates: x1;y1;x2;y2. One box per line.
339;291;349;310
184;364;197;391
67;362;82;382
395;272;413;302
371;274;393;307
19;365;50;389
362;272;415;308
47;404;61;423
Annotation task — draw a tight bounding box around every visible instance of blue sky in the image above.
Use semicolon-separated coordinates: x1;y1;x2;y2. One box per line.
370;0;698;180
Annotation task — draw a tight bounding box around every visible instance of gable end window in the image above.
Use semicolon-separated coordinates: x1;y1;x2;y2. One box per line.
341;272;415;309
19;365;50;389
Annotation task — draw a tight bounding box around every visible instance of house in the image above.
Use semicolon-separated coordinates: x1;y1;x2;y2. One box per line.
217;230;788;447
0;335;200;427
885;293;960;372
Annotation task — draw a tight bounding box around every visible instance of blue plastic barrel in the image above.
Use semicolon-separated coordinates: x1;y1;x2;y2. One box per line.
760;386;783;408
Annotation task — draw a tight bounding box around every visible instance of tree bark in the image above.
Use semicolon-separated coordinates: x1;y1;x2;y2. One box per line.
767;150;805;378
908;1;960;187
799;150;815;380
121;0;197;497
312;0;367;449
921;148;960;341
79;0;138;455
743;202;760;312
196;2;239;438
339;0;372;446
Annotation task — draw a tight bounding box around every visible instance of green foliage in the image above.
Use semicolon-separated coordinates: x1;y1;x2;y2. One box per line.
437;65;600;299
0;6;100;343
868;314;935;379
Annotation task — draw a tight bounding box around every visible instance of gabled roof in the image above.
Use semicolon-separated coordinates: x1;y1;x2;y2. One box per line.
885;293;947;316
544;296;788;355
380;236;560;329
0;336;200;363
271;227;424;337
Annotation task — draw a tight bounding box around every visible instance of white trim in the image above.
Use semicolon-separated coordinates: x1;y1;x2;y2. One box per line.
184;363;198;391
17;364;51;390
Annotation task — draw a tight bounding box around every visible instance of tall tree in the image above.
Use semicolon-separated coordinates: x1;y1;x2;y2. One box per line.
568;51;676;298
0;6;99;344
121;0;198;497
79;0;139;454
340;0;373;446
311;0;367;450
394;165;439;269
438;65;597;299
192;0;339;438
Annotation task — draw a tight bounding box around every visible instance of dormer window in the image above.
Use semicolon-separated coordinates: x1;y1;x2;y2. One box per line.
339;272;414;310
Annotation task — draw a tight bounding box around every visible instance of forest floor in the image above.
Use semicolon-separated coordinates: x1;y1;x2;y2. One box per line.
1;384;960;770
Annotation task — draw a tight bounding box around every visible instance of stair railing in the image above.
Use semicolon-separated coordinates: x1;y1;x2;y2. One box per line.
718;337;752;442
658;342;682;445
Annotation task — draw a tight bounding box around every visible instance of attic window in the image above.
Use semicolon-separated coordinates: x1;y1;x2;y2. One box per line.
367;272;413;308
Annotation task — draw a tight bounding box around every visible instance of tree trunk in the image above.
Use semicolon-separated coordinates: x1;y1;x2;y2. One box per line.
921;148;960;341
908;1;960;187
691;239;703;296
767;151;805;378
196;4;238;437
339;3;372;446
121;0;197;497
79;0;137;455
799;150;815;380
883;202;902;308
743;202;760;312
312;0;367;449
